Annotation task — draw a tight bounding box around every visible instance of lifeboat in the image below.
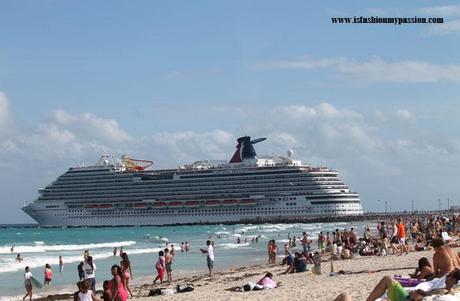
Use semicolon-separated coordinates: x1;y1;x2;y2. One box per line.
132;203;146;209
222;199;238;206
99;204;113;209
84;204;99;209
205;200;220;207
238;199;256;206
167;201;183;207
153;202;167;208
184;201;200;207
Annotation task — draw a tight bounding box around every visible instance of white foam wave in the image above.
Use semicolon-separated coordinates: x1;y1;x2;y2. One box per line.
214;231;230;236
0;240;136;254
0;245;159;274
217;242;250;249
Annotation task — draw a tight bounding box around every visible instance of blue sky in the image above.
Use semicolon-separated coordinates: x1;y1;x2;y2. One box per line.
1;1;460;223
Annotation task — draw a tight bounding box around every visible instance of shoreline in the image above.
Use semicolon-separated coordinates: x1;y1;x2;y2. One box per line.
30;250;436;301
5;210;459;229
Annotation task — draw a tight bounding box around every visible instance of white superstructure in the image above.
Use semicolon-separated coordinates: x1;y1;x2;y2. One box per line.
22;136;363;227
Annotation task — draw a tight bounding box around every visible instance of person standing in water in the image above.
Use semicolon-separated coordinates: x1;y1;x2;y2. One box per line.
185;242;190;252
113;247;117;257
59;256;64;273
44;263;52;286
23;266;33;301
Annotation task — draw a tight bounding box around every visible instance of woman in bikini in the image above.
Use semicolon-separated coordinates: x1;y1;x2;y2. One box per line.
108;265;128;301
120;252;133;298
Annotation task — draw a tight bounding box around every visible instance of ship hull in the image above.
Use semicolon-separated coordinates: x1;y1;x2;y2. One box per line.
23;195;362;227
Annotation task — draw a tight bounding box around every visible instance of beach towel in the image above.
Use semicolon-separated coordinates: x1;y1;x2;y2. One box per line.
431;295;460;301
393;276;424;287
414;275;446;292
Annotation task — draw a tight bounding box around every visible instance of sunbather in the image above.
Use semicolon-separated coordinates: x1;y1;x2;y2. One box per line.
334;268;460;301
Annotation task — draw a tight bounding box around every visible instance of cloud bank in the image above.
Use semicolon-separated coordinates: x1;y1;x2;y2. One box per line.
1;92;458;222
257;55;460;83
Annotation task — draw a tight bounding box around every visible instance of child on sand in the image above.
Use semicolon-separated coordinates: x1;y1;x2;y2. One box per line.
78;279;102;301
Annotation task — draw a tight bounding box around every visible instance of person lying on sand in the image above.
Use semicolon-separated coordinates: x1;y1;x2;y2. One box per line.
226;272;278;292
334;269;460;301
409;257;434;280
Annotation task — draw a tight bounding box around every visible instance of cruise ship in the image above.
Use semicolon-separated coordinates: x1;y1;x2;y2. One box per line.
22;136;363;227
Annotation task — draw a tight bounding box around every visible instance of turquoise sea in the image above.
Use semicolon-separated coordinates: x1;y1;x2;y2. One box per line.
0;222;373;300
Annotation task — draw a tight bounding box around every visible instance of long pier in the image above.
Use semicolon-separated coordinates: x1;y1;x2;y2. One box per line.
240;209;459;225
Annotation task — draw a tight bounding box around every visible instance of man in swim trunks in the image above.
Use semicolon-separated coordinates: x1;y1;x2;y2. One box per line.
164;248;173;282
301;232;309;253
397;218;408;255
432;238;460;277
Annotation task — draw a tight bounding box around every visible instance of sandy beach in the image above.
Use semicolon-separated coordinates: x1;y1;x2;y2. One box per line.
125;250;434;301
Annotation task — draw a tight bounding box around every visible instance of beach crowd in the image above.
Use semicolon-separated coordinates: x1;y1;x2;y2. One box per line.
19;213;460;300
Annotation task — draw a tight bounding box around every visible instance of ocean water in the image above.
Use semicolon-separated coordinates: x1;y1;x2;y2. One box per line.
0;221;373;300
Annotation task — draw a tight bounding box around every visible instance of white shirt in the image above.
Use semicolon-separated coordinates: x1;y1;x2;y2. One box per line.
24;271;33;285
207;245;214;261
83;262;96;279
78;290;94;301
337;245;343;256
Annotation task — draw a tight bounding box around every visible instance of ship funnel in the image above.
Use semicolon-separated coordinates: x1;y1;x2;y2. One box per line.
229;136;267;163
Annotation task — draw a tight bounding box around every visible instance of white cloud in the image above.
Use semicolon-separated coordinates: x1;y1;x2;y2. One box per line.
258;55;460;83
0;92;9;124
53;109;77;125
416;5;460;35
46;110;131;144
273;102;363;121
80;112;130;142
428;19;460;35
395;109;416;121
418;4;460;17
0;92;14;134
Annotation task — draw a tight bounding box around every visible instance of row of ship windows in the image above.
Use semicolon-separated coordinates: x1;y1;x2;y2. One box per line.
47;181;345;193
41;188;349;201
45;185;348;196
57;209;360;219
45;187;346;200
55;173;339;186
61;169;337;179
59;192;355;206
61;194;310;205
66;207;309;214
65;204;357;214
49;180;344;193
